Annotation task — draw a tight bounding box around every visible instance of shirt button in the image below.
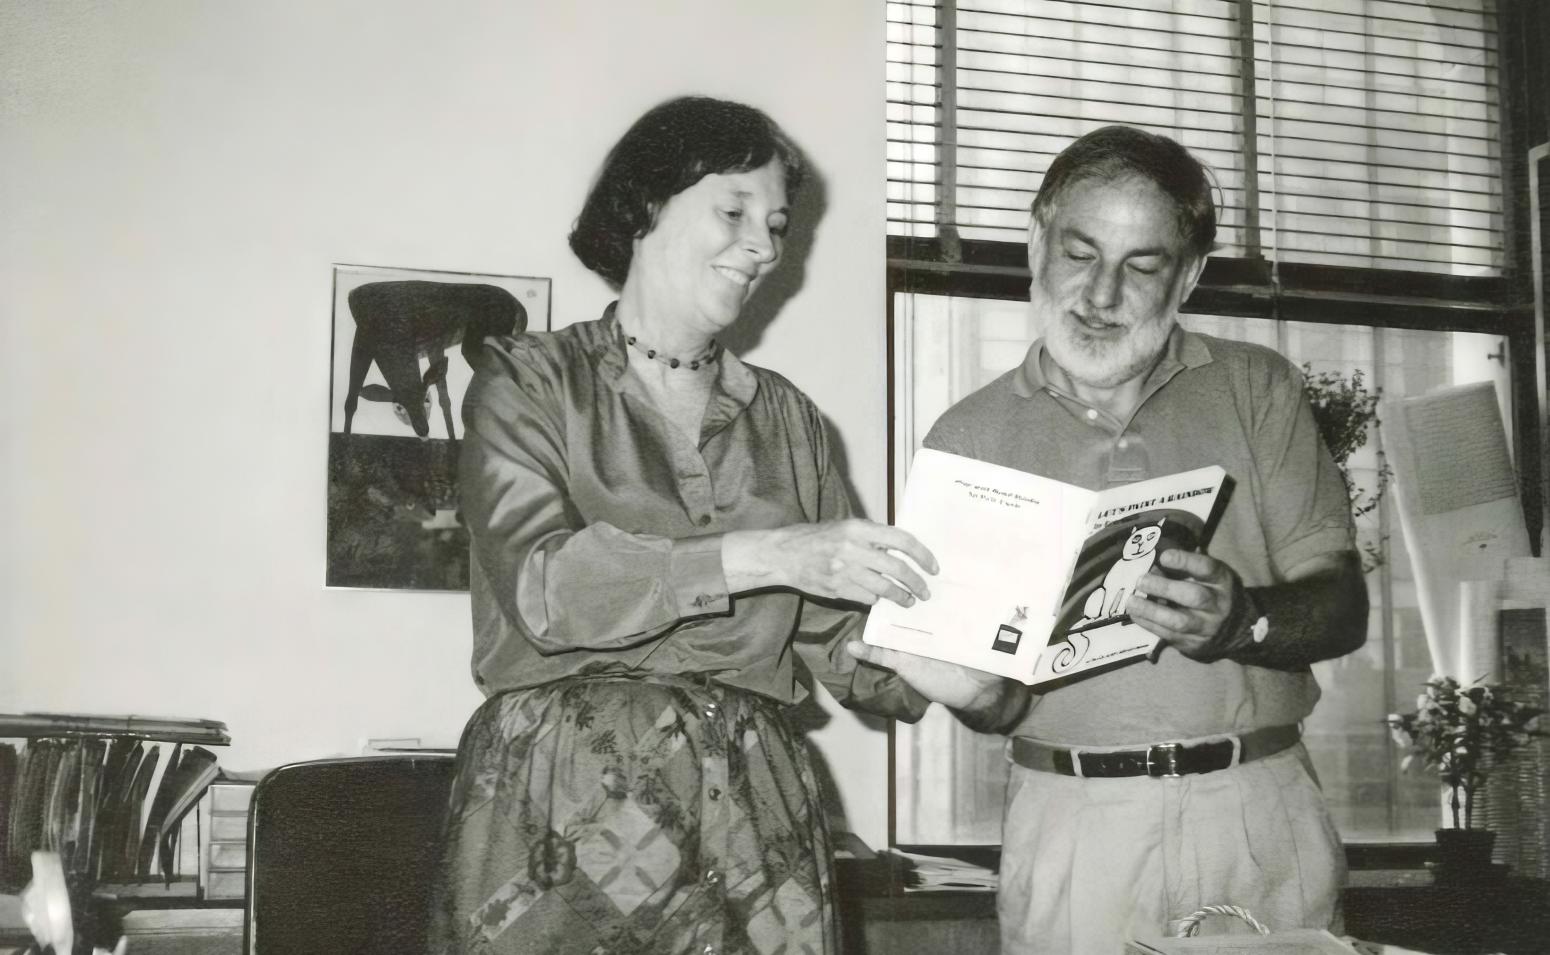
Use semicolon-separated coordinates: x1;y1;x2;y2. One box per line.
703;946;718;955
704;701;719;717
704;868;721;885
708;786;722;801
1117;438;1129;450
697;515;712;526
1085;409;1099;421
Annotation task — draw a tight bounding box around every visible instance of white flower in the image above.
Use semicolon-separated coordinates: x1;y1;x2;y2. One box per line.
1459;696;1478;716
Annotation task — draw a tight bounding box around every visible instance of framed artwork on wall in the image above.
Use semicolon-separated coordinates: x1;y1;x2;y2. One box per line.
325;263;551;591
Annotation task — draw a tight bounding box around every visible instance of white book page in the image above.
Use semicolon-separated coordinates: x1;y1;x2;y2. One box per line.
862;448;1092;682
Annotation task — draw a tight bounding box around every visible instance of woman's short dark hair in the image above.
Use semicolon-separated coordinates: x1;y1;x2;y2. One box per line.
569;96;806;287
1030;125;1217;260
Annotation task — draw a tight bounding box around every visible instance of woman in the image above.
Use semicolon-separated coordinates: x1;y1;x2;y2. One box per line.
432;96;949;955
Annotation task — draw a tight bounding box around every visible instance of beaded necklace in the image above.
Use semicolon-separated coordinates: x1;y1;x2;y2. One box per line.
624;333;720;371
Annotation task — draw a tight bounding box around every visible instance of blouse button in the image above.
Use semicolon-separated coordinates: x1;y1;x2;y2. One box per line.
1085;408;1099;421
697;515;712;527
1117;438;1129;450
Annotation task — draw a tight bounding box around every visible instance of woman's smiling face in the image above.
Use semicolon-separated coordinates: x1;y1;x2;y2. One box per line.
629;159;790;337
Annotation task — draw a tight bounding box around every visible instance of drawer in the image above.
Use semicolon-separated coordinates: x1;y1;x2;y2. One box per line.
208;813;248;841
209;784;254;813
204;869;247;900
208;842;249;869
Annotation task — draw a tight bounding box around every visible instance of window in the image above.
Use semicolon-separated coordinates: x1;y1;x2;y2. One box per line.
891;293;1511;843
888;0;1503;272
883;0;1538;849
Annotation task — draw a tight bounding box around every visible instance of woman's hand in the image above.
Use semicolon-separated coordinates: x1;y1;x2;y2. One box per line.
722;520;937;608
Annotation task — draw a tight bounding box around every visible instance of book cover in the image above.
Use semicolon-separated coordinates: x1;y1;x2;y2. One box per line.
136;742;183;879
98;742;148;882
863;448;1225;686
12;740;60;884
43;741;81;858
72;738;106;878
151;746;220;884
91;738;142;881
116;745;161;881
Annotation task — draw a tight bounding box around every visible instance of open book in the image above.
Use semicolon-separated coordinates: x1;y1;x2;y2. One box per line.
863;448;1226;686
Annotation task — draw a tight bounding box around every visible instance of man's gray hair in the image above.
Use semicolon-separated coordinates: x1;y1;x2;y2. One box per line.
1031;126;1218;260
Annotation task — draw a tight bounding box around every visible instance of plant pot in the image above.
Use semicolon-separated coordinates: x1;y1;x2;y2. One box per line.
1434;827;1496;875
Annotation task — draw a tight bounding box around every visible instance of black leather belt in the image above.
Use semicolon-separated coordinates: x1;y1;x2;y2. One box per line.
1010;724;1301;778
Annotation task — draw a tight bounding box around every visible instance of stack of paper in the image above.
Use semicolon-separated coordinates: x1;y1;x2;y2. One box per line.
890;849;998;891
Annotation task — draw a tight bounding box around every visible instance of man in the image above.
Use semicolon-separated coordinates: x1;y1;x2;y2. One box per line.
849;126;1367;953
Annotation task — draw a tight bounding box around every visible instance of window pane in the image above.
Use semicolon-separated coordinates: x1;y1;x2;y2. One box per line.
891;292;1511;844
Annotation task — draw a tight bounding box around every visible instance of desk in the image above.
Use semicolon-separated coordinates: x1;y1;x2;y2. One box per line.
1343;871;1550;955
838;865;1550;955
840;888;999;955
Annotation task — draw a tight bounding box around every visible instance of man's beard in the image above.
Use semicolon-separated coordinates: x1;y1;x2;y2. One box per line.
1038;301;1175;390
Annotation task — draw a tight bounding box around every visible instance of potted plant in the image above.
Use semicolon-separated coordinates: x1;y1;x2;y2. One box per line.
1301;364;1390;571
1385;676;1543;875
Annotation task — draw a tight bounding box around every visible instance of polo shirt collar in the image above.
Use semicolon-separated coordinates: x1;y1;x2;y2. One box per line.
1012;323;1213;399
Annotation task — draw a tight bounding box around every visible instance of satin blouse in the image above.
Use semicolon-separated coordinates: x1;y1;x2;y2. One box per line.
459;304;927;719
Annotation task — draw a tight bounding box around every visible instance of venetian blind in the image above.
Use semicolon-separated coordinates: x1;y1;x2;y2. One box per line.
886;0;1503;275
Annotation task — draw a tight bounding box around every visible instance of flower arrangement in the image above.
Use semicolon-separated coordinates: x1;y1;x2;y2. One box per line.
1385;675;1544;829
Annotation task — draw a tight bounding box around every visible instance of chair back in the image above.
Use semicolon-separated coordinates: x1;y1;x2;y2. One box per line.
243;754;455;954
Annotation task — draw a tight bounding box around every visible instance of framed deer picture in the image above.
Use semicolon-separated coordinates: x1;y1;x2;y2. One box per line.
326;263;551;590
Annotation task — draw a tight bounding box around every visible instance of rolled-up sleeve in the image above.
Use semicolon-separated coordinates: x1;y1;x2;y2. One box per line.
1249;355;1357;579
461;343;732;656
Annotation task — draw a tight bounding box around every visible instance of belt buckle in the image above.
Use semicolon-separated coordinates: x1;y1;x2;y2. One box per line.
1146;742;1183;778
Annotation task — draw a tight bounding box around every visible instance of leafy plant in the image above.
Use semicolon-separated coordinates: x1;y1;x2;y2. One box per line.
1301;364;1390;520
1385;675;1544;829
1302;364;1392;571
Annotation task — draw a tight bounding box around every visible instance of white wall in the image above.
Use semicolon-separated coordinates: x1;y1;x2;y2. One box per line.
0;1;895;846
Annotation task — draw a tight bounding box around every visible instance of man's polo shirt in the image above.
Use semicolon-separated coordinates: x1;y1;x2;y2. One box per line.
923;326;1355;744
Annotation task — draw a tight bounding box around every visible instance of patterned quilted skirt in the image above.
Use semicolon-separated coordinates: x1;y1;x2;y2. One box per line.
429;672;838;955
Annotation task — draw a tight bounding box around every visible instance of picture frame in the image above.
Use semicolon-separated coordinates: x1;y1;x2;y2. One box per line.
325;263;551;591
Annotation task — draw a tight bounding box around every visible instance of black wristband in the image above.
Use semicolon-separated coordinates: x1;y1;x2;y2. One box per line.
1195;583;1267;664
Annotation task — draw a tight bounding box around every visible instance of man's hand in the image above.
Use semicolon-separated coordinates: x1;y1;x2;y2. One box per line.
1127;548;1256;662
846;642;1029;731
1129;549;1367;669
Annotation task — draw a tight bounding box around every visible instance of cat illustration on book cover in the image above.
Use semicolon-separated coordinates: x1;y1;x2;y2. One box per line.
1048;510;1205;676
1079;520;1164;625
